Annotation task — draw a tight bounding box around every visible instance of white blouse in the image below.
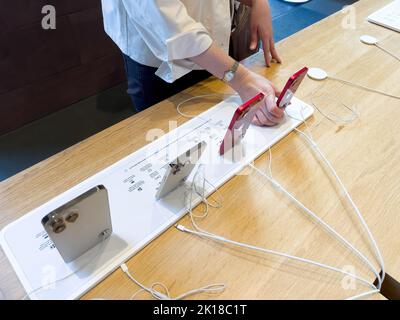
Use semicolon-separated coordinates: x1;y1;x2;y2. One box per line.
101;0;232;83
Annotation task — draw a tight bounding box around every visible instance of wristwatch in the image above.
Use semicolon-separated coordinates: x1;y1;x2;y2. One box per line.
222;61;239;83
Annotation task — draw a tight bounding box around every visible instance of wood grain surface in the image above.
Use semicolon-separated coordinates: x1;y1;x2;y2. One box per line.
0;0;399;300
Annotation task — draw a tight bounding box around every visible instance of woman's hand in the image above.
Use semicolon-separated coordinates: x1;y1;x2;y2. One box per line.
249;0;281;67
231;68;284;127
189;43;283;126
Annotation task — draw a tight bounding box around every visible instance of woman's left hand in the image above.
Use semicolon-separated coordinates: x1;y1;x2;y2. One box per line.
249;0;281;67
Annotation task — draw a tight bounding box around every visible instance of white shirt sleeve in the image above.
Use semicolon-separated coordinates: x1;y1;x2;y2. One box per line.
121;0;213;83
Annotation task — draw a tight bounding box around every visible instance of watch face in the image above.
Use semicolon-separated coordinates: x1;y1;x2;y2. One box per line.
225;71;234;82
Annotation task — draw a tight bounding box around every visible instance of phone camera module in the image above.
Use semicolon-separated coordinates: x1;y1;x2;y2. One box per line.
66;211;79;223
50;216;66;234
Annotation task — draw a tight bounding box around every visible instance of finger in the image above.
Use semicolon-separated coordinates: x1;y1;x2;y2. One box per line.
257;111;278;127
270;39;282;64
254;108;275;126
268;104;285;119
260;98;284;124
260;105;282;124
265;94;285;118
262;38;271;67
252;114;262;126
250;26;258;50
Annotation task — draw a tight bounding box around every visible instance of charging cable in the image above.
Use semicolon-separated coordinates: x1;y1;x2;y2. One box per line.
286;108;385;283
177;93;237;119
176;163;381;299
177;159;383;299
174;107;385;300
307;68;400;101
360;35;400;63
310;90;360;126
120;263;225;300
176;224;375;291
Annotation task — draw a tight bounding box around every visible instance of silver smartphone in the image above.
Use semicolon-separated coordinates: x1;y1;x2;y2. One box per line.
156;141;206;200
41;185;112;263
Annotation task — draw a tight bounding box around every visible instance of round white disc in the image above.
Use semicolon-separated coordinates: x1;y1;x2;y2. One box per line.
360;35;378;45
307;68;328;81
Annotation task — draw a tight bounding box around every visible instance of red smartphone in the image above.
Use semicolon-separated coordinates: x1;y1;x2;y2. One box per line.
276;67;308;109
219;92;265;155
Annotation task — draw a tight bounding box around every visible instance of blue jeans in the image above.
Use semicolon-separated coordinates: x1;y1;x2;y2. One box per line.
122;54;210;112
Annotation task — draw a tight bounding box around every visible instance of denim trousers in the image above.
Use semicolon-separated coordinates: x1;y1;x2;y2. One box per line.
122;54;210;112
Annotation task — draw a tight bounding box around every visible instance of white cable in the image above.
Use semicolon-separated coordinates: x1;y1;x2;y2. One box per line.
267;147;273;178
329;76;400;100
375;44;400;62
185;165;224;236
182;166;223;220
178;165;379;295
345;289;380;300
193;165;223;213
285;109;385;287
310;93;360;125
261;108;384;289
175;284;226;300
296;108;384;282
249;163;382;289
173;93;385;299
293;127;385;284
176;225;375;290
130;282;170;300
120;263;226;300
176;94;237;118
181;137;383;296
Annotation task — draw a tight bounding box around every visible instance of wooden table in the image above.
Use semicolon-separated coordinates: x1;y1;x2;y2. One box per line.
1;0;399;300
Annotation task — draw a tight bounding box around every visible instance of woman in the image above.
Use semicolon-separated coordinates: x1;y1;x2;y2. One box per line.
101;0;284;126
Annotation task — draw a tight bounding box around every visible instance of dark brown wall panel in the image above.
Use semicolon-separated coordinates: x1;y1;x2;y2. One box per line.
0;16;81;94
69;6;120;64
0;0;126;135
0;0;100;31
0;54;124;134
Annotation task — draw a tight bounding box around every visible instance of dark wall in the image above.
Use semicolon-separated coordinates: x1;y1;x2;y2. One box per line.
0;0;125;135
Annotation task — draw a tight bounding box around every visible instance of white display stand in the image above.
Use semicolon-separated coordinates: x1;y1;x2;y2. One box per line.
368;0;400;33
0;96;313;300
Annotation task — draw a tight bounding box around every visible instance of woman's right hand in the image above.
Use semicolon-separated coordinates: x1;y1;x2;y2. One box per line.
230;68;284;127
189;43;284;126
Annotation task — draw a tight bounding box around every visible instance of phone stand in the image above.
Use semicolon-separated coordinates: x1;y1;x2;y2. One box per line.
156;141;206;200
0;96;313;299
220;131;247;163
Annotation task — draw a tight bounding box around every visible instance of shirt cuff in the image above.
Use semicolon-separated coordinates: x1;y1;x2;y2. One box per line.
166;23;213;61
155;26;213;83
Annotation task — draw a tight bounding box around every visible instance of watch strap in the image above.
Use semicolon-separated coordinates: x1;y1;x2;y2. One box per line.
222;61;239;82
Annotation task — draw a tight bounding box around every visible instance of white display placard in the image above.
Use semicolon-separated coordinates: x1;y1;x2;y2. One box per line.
368;0;400;33
0;96;313;300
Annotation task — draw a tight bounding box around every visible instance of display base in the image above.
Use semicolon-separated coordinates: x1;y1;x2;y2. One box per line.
0;96;313;299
